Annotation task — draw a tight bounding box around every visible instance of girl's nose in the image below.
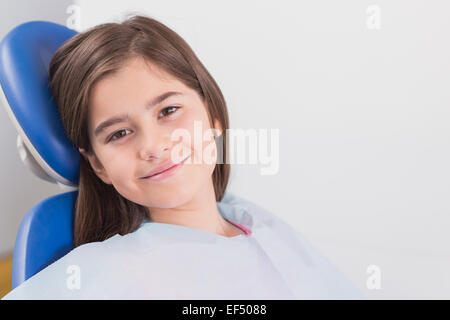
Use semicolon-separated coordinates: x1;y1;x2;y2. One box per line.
138;125;172;161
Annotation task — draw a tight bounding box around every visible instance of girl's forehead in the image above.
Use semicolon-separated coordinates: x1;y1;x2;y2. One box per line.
89;63;187;107
118;56;175;82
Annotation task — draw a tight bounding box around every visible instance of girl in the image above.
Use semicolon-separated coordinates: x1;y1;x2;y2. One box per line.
3;15;364;300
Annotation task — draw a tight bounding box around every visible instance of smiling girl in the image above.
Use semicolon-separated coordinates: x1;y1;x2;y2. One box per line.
2;15;364;300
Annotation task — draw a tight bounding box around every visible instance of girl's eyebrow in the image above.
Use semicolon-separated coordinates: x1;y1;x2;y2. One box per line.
93;91;183;138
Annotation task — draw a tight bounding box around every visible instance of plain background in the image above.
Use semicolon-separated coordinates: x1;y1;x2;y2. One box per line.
1;0;449;299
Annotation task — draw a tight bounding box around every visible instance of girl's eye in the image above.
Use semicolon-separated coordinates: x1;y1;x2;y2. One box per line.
108;128;131;142
159;106;180;118
107;106;180;142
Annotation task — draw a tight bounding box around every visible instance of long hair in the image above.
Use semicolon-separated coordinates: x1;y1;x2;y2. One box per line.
49;15;230;247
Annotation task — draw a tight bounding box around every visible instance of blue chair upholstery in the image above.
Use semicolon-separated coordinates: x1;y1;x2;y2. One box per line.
0;21;80;289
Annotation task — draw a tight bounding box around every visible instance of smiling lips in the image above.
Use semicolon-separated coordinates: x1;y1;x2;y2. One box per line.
140;155;190;179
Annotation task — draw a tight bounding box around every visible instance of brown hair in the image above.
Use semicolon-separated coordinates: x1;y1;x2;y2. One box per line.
49;15;230;247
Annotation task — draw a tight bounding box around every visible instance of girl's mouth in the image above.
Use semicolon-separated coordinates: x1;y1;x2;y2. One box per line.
142;155;189;182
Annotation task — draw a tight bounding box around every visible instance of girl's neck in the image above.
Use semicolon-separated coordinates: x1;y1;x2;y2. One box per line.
147;182;237;237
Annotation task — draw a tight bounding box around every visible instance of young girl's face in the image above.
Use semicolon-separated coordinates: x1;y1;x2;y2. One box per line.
80;56;222;208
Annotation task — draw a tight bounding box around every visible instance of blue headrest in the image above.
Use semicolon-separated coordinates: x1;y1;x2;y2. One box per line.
0;21;80;186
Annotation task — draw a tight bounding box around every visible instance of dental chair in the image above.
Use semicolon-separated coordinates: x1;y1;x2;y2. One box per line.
0;21;80;289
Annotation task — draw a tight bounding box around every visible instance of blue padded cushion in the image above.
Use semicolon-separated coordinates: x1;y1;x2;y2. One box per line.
11;190;77;289
0;20;80;185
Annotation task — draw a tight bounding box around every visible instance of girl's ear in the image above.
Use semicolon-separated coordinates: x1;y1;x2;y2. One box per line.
78;147;112;185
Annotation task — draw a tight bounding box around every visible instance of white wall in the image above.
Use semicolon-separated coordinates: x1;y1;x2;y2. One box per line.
0;1;73;257
2;0;449;299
